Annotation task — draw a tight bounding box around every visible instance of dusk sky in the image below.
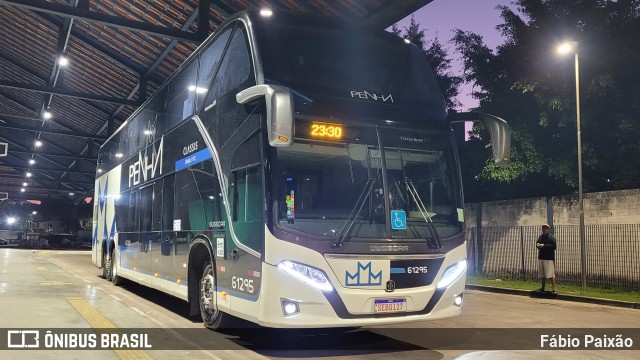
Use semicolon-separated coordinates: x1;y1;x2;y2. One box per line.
394;0;516;111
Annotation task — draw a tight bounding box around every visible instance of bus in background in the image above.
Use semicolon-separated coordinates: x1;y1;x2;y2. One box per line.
92;10;510;329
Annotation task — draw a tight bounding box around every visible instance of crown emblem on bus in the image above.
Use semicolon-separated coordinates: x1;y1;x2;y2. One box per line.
345;261;382;286
129;137;163;187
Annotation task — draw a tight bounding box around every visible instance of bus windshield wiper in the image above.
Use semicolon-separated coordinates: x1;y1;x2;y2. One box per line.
398;150;442;250
403;178;442;250
331;177;377;248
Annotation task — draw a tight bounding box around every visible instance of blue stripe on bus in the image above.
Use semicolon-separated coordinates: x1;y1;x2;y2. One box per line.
390;267;406;274
175;148;212;171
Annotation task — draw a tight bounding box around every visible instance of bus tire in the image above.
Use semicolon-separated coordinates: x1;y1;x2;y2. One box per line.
199;261;234;330
102;251;111;281
111;247;124;286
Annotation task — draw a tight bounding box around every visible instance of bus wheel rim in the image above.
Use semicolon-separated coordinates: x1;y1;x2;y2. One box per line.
200;273;217;317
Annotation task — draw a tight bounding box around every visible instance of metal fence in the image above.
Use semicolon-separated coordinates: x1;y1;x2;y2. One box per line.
466;224;640;291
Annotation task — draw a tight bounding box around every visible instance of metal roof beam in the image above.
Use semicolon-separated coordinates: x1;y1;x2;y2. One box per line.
0;133;89;173
0;92;105;142
0;164;94;176
0;123;107;140
7;149;97;161
3;151;86;177
0;173;94;185
0;185;91;194
211;1;235;17
0;79;141;106
199;0;211;40
0;133;72;158
37;12;151;79
0;0;202;42
0;138;90;185
0;51;122;120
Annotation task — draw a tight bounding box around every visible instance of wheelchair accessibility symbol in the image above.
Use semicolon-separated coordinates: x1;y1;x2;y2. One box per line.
391;210;407;230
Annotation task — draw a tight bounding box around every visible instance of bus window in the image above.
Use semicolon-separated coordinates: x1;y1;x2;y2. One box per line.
127;190;138;232
162;174;175;231
206;25;251;108
229;132;263;252
152;179;163;232
196;27;232;111
191;162;224;227
232;166;262;222
148;86;168;135
139;185;153;233
174;170;205;231
165;60;198;130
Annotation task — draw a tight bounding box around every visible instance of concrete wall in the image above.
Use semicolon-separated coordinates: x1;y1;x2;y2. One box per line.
465;188;640;227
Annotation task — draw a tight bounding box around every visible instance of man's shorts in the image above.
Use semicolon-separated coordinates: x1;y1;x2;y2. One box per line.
538;260;555;278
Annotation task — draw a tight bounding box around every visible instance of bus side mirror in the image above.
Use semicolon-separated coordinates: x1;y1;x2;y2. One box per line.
448;111;512;166
236;85;294;147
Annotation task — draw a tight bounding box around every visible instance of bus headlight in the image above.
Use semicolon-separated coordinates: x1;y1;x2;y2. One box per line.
276;260;333;292
437;259;467;289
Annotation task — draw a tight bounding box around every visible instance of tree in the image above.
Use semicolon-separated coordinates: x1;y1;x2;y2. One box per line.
392;17;463;108
453;0;640;201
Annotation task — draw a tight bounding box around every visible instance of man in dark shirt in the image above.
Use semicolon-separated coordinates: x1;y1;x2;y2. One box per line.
536;224;557;294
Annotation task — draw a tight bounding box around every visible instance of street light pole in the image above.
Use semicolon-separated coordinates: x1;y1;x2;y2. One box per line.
558;42;587;292
574;51;587;292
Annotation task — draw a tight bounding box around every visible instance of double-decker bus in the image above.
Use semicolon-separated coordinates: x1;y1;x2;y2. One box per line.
92;10;510;329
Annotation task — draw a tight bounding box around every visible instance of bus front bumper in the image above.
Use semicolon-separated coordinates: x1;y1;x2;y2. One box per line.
256;259;466;328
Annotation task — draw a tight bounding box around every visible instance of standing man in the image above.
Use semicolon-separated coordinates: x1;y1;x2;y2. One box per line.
536;224;557;294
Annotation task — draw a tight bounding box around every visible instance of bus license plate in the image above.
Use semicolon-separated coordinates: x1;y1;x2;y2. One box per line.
374;298;406;314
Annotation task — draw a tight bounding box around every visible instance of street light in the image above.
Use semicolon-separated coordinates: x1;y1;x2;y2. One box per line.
557;41;587;291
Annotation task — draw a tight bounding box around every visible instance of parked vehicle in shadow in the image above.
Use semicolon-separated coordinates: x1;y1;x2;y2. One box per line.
38;234;84;249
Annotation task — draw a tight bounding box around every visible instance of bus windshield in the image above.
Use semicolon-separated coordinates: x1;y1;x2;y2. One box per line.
273;125;462;241
254;13;444;111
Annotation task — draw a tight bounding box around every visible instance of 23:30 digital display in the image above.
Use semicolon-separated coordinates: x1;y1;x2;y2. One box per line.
310;123;343;139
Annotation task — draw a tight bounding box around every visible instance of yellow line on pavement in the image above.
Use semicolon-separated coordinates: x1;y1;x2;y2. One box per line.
67;297;153;360
36;266;48;271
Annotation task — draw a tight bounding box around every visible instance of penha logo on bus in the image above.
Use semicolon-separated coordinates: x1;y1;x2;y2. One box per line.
129;137;163;187
350;90;394;103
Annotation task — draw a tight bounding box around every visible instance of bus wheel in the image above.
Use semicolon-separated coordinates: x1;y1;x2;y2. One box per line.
111;248;124;286
102;252;111;281
199;261;231;330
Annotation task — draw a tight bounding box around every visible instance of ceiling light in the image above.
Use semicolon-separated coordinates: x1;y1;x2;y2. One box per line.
22;182;27;187
69;192;75;196
404;38;411;44
97;169;103;173
32;211;37;215
188;85;207;94
21;188;25;192
34;140;42;148
115;153;123;158
29;159;35;165
43;111;52;120
260;9;273;17
58;56;69;67
26;172;32;178
144;130;151;135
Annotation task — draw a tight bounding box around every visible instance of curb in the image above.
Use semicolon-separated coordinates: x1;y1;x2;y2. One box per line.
466;284;640;310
